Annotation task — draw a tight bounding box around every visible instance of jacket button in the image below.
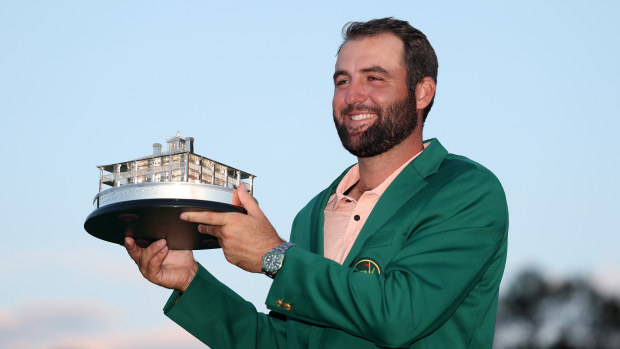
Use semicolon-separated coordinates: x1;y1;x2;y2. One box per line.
283;303;292;311
276;299;283;307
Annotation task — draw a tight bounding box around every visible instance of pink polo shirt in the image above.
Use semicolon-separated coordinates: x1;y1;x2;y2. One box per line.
323;145;427;264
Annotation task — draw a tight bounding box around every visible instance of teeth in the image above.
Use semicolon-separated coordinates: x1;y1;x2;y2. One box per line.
351;113;375;121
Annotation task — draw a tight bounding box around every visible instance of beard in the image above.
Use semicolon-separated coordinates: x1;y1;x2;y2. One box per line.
333;94;418;158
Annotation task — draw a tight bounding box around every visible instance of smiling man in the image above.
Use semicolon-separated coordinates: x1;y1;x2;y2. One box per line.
126;18;508;348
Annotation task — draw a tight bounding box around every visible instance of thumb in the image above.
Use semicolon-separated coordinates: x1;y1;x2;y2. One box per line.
237;183;262;217
232;188;241;206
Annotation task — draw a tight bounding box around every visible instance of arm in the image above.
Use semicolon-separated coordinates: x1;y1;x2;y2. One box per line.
125;230;288;348
163;263;288;349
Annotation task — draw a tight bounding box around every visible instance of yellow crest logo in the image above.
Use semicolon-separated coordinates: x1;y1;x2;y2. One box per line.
353;258;381;274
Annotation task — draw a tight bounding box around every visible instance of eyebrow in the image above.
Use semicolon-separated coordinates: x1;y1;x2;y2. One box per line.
333;65;392;82
333;69;348;81
361;65;391;77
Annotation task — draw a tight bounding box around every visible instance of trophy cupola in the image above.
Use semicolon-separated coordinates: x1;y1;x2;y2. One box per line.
167;131;192;152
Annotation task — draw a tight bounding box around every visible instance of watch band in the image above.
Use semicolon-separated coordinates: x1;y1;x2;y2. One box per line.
275;241;297;254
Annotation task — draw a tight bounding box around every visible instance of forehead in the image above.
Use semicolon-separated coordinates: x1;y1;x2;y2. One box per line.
336;33;406;72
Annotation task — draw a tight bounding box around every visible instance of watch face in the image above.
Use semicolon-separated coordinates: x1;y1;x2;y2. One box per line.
262;242;297;278
263;250;282;273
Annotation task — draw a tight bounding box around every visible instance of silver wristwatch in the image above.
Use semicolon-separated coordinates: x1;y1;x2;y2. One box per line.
262;242;297;278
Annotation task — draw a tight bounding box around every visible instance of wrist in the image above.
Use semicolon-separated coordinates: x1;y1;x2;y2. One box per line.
178;261;199;293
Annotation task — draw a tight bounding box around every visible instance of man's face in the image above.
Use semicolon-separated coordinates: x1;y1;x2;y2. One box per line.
332;33;416;158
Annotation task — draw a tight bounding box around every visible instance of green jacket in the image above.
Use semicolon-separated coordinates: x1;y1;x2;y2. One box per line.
164;139;508;348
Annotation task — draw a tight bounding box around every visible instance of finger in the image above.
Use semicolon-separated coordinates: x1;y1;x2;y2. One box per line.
138;239;167;275
125;237;141;263
237;183;263;217
180;211;231;226
197;224;219;238
146;241;168;277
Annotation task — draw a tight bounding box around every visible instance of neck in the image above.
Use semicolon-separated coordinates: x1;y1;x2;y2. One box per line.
356;131;423;194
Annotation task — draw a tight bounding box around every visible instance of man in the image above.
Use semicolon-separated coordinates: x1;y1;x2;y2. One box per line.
125;17;508;348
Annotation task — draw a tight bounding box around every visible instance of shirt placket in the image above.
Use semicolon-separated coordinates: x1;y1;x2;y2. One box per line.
337;192;377;263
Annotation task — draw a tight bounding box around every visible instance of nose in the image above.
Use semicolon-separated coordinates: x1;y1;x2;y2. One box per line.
344;79;367;105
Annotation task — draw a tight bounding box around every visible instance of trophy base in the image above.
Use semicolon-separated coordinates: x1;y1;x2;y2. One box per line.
84;198;245;250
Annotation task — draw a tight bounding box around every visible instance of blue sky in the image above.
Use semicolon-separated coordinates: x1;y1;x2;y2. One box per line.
1;1;619;348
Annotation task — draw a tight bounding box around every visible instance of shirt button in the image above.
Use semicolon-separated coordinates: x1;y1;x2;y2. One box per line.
276;299;283;307
354;215;360;221
283;303;292;311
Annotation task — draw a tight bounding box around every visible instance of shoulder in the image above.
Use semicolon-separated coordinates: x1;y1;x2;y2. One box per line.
446;154;503;191
423;152;508;226
443;153;498;177
424;151;505;195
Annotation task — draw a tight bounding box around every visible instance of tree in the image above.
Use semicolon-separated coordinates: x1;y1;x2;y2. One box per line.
494;269;620;349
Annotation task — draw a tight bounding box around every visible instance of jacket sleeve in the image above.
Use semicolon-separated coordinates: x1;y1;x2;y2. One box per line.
163;264;287;349
265;166;508;348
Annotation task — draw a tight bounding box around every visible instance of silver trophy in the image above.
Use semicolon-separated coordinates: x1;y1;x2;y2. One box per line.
84;132;255;250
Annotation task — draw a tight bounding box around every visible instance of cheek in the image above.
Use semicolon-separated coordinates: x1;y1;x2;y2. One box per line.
332;90;345;109
366;90;387;106
368;87;404;107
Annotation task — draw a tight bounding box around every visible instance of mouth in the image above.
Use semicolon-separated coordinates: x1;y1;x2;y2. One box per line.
343;111;378;136
333;105;381;137
351;113;376;121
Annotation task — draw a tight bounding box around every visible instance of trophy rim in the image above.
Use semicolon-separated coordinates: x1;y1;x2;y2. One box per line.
84;198;246;250
93;182;236;208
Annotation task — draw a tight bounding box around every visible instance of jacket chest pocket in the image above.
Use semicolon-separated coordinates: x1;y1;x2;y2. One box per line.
349;229;403;274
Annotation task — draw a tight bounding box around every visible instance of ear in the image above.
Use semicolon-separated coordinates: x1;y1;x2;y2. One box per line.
414;77;436;111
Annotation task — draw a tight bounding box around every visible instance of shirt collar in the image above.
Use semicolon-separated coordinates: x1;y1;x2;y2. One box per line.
330;143;429;210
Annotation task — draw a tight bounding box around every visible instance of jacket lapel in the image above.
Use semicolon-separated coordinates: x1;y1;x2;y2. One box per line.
342;139;448;267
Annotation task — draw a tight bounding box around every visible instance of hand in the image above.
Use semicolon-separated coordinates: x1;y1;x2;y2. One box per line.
125;237;198;292
180;183;284;273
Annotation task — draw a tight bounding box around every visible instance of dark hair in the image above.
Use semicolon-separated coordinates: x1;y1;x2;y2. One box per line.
338;17;438;121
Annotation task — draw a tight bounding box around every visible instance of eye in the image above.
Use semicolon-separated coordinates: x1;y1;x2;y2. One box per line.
335;78;349;86
368;75;382;82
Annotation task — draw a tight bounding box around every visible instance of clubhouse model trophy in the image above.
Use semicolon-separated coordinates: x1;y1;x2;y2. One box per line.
84;132;255;250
